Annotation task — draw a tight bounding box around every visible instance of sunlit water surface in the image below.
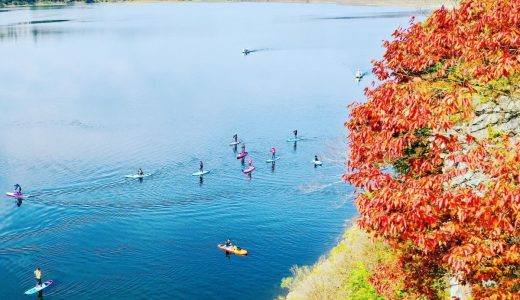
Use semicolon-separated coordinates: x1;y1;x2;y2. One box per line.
0;3;425;299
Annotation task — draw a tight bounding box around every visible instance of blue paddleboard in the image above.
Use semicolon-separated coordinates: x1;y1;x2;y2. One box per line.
125;174;152;179
24;280;53;295
192;170;210;176
266;157;281;163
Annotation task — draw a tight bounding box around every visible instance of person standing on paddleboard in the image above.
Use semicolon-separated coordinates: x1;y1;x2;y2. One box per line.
137;168;144;176
34;267;42;287
293;129;298;139
271;147;276;160
314;155;319;162
233;133;238;143
14;183;22;194
199;161;204;172
241;143;246;154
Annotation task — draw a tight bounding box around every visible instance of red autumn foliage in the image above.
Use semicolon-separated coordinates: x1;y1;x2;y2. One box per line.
345;0;520;298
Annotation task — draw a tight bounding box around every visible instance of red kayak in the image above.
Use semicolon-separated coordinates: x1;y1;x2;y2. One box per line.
236;152;248;159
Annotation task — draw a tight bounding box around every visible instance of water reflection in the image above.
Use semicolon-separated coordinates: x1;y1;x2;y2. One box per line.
0;26;66;42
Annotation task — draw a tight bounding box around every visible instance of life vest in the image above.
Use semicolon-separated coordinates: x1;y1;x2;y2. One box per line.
34;269;42;279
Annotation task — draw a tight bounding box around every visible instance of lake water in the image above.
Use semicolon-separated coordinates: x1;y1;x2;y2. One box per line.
0;3;423;299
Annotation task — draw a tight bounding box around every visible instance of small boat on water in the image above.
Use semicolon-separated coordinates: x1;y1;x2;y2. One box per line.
355;69;366;82
217;244;248;256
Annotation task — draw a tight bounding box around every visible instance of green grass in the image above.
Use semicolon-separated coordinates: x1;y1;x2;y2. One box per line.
279;225;392;300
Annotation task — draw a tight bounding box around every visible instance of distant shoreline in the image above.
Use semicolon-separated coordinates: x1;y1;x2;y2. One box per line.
1;0;457;9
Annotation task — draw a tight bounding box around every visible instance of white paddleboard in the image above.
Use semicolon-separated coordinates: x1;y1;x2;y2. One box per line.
192;170;210;176
313;160;323;166
125;174;152;179
24;280;54;295
286;138;302;142
266;157;281;163
229;141;241;146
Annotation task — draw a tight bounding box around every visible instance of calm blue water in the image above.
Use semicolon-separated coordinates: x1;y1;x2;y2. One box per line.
0;3;422;299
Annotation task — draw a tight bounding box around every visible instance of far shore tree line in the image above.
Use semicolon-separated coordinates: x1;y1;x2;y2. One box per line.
0;0;98;6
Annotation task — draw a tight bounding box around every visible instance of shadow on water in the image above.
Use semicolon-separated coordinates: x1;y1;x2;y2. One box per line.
271;162;276;173
318;10;432;20
199;175;204;186
293;141;297;152
16;198;23;207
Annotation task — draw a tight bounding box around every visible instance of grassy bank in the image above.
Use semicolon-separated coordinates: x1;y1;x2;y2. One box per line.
279;224;396;300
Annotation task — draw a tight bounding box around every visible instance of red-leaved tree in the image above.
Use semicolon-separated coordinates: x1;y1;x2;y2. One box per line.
345;0;520;298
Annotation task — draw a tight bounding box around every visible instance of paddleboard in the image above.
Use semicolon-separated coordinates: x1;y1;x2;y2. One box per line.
243;166;256;174
24;280;54;295
313;160;323;166
6;192;24;198
229;141;241;146
236;152;248;159
192;170;210;176
286;138;302;142
125;174;152;179
265;157;281;163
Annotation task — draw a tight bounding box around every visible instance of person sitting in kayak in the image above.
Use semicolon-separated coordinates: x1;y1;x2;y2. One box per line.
293;129;298;139
14;184;22;194
233;133;238;143
34;267;42;287
137;168;144;176
314;155;319;162
271;147;276;160
226;239;232;247
199;161;204;172
241;143;246;153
